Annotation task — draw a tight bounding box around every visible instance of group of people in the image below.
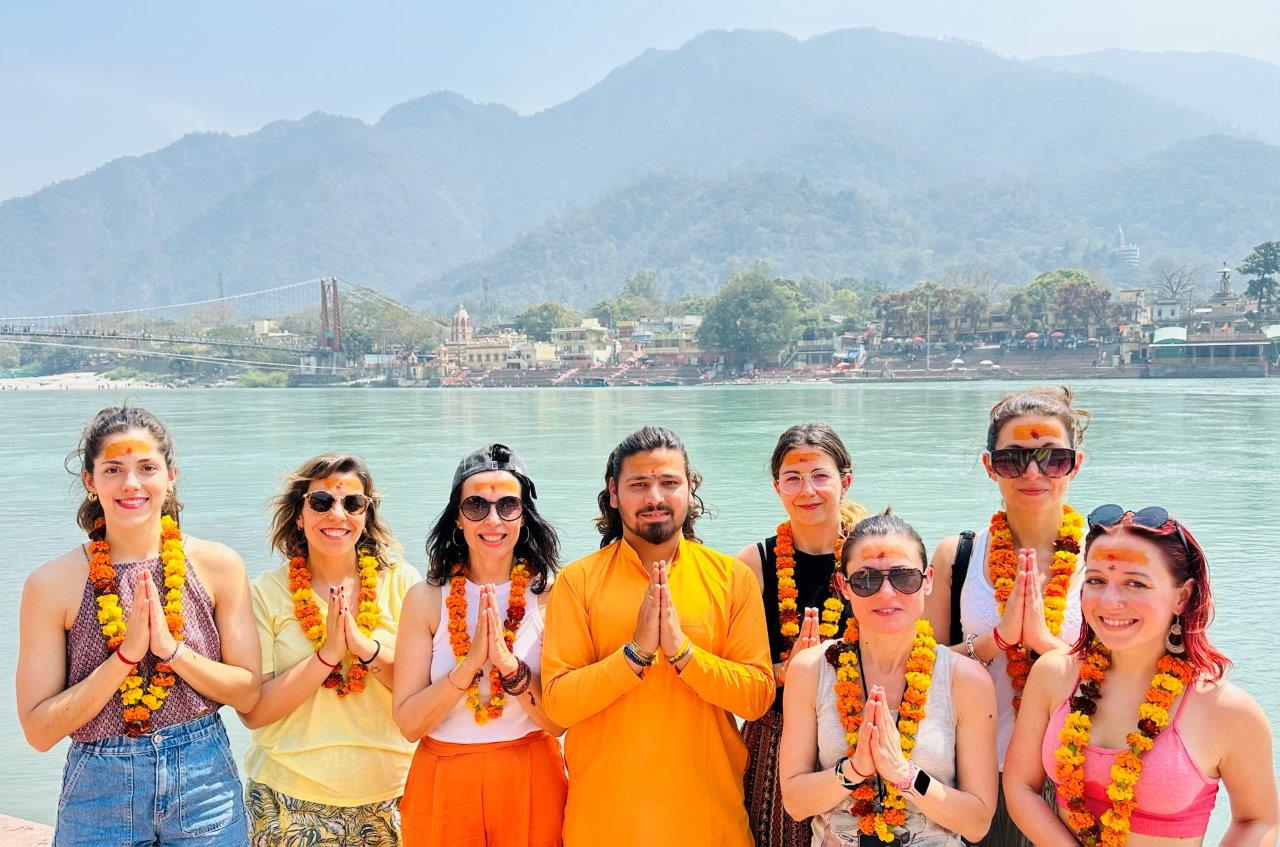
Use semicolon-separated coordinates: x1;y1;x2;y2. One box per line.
16;387;1279;847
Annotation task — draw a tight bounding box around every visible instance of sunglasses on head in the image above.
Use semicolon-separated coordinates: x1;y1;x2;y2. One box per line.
459;495;523;522
303;490;373;515
1087;504;1195;558
845;567;926;597
988;446;1078;479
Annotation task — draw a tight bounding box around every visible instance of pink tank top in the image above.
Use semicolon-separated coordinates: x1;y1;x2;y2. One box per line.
66;549;223;742
1041;683;1219;838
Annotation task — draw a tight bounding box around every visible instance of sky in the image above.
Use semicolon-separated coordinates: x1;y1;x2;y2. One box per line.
1;0;1277;200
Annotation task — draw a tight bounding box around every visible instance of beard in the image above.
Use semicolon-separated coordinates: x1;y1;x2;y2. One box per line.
624;505;683;545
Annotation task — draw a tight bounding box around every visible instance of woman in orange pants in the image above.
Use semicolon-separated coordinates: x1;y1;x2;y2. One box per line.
394;444;566;846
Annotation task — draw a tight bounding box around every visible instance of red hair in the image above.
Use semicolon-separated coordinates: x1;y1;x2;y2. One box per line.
1073;515;1231;683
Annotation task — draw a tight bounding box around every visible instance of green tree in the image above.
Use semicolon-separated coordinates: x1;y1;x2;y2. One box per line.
619;270;663;302
697;270;803;368
515;301;579;341
1239;241;1280;322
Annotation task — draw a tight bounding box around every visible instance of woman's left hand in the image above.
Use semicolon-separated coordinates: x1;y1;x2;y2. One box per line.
145;576;180;661
1018;549;1057;654
867;686;913;788
340;589;378;663
482;585;519;678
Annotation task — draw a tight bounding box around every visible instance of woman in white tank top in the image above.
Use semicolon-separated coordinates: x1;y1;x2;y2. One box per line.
779;511;997;846
393;444;566;847
923;387;1091;846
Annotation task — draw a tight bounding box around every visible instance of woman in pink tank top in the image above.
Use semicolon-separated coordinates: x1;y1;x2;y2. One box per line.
16;405;261;846
1004;506;1278;846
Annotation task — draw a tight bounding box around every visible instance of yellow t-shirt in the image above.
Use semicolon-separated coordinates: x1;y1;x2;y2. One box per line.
245;560;422;806
542;538;774;847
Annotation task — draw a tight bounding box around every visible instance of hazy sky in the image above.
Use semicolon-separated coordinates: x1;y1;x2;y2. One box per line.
2;0;1277;200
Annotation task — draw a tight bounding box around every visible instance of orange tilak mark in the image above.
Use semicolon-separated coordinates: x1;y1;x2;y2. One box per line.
103;439;154;459
781;450;825;466
857;543;914;563
1010;422;1065;441
469;477;522;498
1094;547;1150;565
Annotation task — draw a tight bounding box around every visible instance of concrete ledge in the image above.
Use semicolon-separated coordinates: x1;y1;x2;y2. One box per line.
0;813;53;846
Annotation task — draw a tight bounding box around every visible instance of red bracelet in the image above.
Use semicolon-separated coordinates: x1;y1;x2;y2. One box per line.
849;758;875;780
992;627;1015;651
116;647;141;666
316;651;341;669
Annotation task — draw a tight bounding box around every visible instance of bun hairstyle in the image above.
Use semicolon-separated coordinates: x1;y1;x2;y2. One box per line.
70;405;181;539
769;421;867;533
839;508;928;574
986;386;1091;450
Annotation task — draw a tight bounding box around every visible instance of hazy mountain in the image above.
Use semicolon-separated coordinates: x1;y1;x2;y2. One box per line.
1030;50;1280;145
426;136;1280;306
0;28;1269;314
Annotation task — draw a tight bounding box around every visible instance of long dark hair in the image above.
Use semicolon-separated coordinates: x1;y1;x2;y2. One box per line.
426;472;558;594
268;453;401;569
595;425;705;547
986;385;1091;450
69;404;182;539
1075;516;1230;683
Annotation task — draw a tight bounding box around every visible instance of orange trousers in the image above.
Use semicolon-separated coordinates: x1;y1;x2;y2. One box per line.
401;730;567;847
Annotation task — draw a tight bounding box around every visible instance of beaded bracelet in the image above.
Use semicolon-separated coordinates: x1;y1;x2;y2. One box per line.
501;659;533;696
627;640;656;664
623;642;654;667
668;638;693;665
964;633;993;668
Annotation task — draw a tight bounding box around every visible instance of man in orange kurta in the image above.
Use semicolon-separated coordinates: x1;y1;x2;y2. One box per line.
542;426;774;847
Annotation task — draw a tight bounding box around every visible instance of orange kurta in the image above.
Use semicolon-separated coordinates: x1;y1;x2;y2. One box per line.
542;538;774;847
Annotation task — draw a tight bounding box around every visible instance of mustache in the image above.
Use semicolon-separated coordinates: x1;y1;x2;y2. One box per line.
635;506;673;517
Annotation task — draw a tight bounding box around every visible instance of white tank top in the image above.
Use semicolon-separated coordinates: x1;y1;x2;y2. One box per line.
428;576;544;743
958;526;1083;768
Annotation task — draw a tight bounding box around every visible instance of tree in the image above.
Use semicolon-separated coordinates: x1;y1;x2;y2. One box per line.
515;301;579;341
1239;241;1280;322
697;270;803;368
619;270;663;303
1146;260;1203;303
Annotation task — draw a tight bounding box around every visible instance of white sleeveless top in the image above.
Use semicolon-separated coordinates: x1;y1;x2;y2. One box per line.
958;526;1083;768
812;642;962;846
428;577;545;743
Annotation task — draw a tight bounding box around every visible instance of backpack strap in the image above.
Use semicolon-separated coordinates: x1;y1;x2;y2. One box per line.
948;531;976;646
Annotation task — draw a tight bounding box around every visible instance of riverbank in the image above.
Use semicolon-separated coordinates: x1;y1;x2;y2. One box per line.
0;814;51;846
0;371;167;391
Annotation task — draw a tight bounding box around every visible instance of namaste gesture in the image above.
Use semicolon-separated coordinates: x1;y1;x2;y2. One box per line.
993;548;1063;655
453;584;520;679
320;584;379;665
632;560;690;663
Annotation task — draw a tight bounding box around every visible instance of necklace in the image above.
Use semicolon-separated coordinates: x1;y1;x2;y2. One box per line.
1053;641;1193;846
988;504;1083;710
87;515;186;736
288;550;382;697
827;616;937;843
446;563;531;724
775;521;845;660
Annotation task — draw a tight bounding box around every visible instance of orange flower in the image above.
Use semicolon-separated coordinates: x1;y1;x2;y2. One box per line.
774;521;844;659
448;562;532;723
289;550;383;698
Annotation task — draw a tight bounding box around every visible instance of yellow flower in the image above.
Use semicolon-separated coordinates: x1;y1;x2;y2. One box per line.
1137;703;1169;725
141;694;162;711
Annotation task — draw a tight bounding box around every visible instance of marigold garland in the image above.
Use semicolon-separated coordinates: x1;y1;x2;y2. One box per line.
447;563;531;724
288;549;382;697
88;515;186;736
776;521;845;660
825;616;937;843
988;504;1083;711
1053;642;1194;846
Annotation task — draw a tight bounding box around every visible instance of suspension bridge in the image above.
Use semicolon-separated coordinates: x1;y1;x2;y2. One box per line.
0;278;442;377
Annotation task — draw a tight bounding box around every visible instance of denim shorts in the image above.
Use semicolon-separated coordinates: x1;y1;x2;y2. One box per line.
54;712;249;847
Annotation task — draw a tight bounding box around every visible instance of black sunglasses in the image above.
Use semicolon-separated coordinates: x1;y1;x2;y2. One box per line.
989;446;1078;479
1087;504;1194;557
303;490;373;515
845;567;926;597
459;495;523;522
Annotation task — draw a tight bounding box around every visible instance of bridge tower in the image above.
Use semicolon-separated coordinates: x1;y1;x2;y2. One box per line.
319;277;343;352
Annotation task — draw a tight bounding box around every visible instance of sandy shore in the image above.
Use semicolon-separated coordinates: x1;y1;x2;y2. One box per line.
0;371;166;391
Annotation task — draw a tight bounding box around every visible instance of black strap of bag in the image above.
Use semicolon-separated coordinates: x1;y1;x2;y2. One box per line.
948;531;976;646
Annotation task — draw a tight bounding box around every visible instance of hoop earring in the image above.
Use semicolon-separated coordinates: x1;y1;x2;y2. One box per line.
1165;615;1186;655
87;491;98;502
452;527;466;548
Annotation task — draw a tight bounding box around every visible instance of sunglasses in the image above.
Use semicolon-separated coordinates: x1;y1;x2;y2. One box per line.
777;470;839;495
1087;503;1194;557
988;446;1078;479
303;490;373;515
459;495;523;522
845;567;926;597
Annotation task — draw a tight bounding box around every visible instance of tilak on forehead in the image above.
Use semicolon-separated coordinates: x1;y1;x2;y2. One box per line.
1092;545;1149;565
1009;421;1066;442
856;541;915;562
469;475;522;496
782;450;826;465
103;439;155;460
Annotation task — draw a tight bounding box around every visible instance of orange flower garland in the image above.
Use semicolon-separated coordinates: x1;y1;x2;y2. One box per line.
988;504;1083;710
88;515;186;736
776;521;845;660
447;563;531;724
1053;642;1194;846
826;616;937;843
288;549;382;697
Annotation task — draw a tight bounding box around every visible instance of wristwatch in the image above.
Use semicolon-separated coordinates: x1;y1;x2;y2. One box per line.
901;765;932;798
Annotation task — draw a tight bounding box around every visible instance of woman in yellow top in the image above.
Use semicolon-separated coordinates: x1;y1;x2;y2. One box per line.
238;454;421;846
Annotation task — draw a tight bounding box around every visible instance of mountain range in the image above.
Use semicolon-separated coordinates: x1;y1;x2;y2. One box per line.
2;28;1277;314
